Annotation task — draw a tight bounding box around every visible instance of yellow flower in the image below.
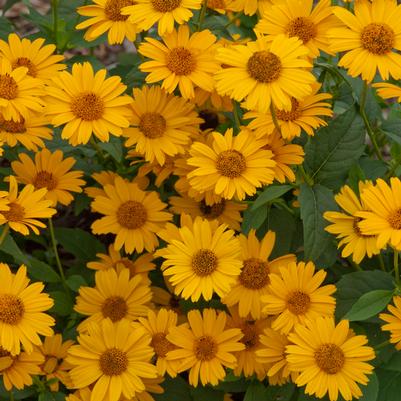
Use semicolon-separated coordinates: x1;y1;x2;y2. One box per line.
139;25;220;99
66;388;92;401
380;296;401;350
166;308;245;386
328;0;401;82
0;264;54;355
287;317;375;401
374;81;401;101
76;0;138;44
228;0;270;15
132;377;164;401
135;156;175;187
11;149;85;207
46;62;132;145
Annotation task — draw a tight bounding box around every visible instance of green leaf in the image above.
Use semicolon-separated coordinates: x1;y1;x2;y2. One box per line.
251;185;293;211
345;290;394;321
28;259;61;283
66;275;87;292
381;117;401;145
154;376;192;401
299;184;338;262
242;205;268;235
98;138;123;163
244;381;268;401
266;383;295;401
376;369;401;401
1;233;29;265
381;350;401;372
190;386;224;401
0;17;14;40
49;291;73;317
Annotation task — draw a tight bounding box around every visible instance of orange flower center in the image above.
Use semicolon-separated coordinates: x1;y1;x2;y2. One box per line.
216;150;246;178
286;290;311;315
192;249;218;276
139;112;167;138
239;258;270;289
360;23;395;55
99;348;128;376
166;47;196;76
314;343;345;374
151;0;181;12
12;57;37;77
0;116;26;133
33;171;58;190
116;200;147;229
71;92;104;121
241;321;259;349
2;203;25;223
275;98;301;121
208;0;226;9
286;17;317;44
0;74;18;100
104;0;134;21
0;294;25;325
388;208;401;230
247;51;282;83
151;332;175;357
199;199;226;219
194;335;218;361
101;296;128;322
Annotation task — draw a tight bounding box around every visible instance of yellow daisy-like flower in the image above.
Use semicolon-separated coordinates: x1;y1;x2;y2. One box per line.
76;0;138;44
262;261;336;334
188;128;276;200
157;217;242;301
91;176;172;254
373;81;401;101
66;388;92;401
0;113;52;151
135;156;175;188
122;0;202;36
215;35;315;113
124;86;202;166
380;296;401;350
0;263;54;355
228;0;270;15
0;347;44;391
328;0;401;82
139;25;220;99
324;183;380;264
132;377;164;401
0;176;56;236
11;149;85;207
244;83;333;139
166;308;245;386
151;286;183;318
46;62;132;145
75;268;152;332
138;309;180;377
287;317;375;401
67;319;157;401
0;33;65;79
222;230;295;319
0;58;44;121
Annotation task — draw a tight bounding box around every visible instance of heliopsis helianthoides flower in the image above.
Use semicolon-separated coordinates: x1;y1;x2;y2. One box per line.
0;33;65;79
166;308;245;386
0;176;56;235
244;83;333;139
139;25;220;99
124;86;202;165
187;128;276;200
228;0;270;15
91;176;171;253
0;113;52;151
207;0;234;14
328;0;401;82
151;286;183;318
324;183;380;264
135;156;175;188
11;149;85;207
356;177;401;250
46;62;132;145
0;58;44;121
132;377;164;401
380;296;401;350
287;317;375;401
138;309;180;377
255;0;338;59
67;388;92;401
74;268;152;332
169;193;246;231
67;319;157;401
76;0;138;44
36;334;74;391
0;347;44;390
222;230;295;319
215;35;315;114
0;263;54;355
226;307;270;379
261;261;336;334
157;217;242;301
122;0;203;36
373;81;401;101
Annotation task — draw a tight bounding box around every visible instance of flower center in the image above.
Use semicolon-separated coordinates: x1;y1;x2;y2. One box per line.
239;258;270;289
139;112;167;139
71;92;104;121
101;296;128;322
388;208;401;230
199;199;226;219
0;74;18;100
0;294;25;325
116;200;147;229
192;249;218;276
151;332;175;358
360;23;395;55
241;321;259;349
166;47;196;76
99;348;128;376
216;150;246;178
286;291;311;315
104;0;134;21
208;0;226;9
12;57;37;77
33;171;58;190
286;17;317;44
314;343;345;375
275;98;301;121
0;347;14;371
2;203;25;222
151;0;181;12
194;335;218;361
0;116;26;133
247;51;282;83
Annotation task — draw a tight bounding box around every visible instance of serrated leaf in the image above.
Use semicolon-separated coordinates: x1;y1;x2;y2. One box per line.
242;205;268;235
251;185;292;211
99;138;123;163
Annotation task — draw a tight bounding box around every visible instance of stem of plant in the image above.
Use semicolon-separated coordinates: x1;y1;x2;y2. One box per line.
0;225;9;248
9;391;14;401
378;253;386;272
197;0;208;31
90;137;106;162
299;165;314;186
374;339;390;351
232;100;241;132
269;102;282;135
51;0;59;50
394;249;400;285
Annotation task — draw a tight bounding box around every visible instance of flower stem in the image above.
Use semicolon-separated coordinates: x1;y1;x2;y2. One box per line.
90;137;106;162
9;391;14;401
51;0;59;49
374;339;390;351
269;102;281;135
394;250;400;285
299;165;314;187
378;253;386;272
0;225;9;248
197;0;208;31
232;100;241;131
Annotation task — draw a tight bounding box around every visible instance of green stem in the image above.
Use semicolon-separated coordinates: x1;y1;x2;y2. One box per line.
359;81;383;161
90;137;106;162
374;339;390;351
299;165;314;186
197;0;208;31
0;225;9;248
9;391;14;401
348;258;362;271
51;0;59;49
394;250;400;285
269;102;281;135
378;253;386;272
232;100;241;131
